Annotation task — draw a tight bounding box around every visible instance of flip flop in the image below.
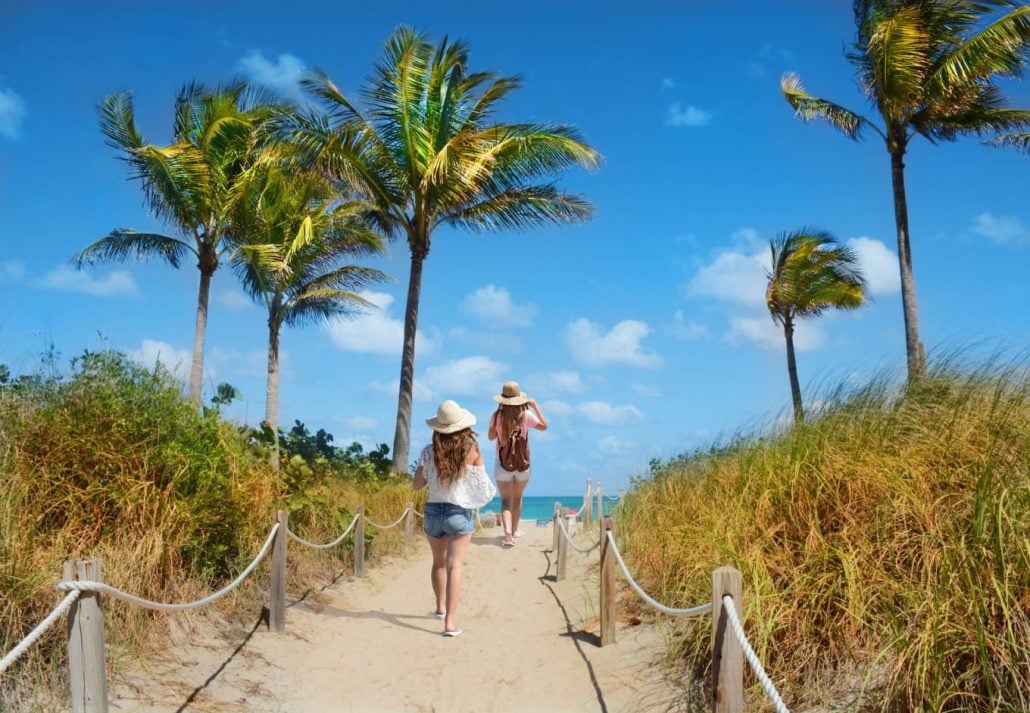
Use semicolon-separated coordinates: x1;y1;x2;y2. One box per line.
443;629;462;637
513;530;524;538
502;540;515;547
433;610;446;619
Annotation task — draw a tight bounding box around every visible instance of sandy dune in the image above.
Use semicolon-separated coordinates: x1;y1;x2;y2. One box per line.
109;521;680;712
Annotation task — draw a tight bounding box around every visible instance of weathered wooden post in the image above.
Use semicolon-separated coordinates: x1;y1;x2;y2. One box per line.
405;502;415;547
583;479;593;528
556;514;569;581
269;510;288;633
551;501;561;553
600;517;616;646
711;566;744;713
66;558;108;713
354;506;366;578
596;484;603;535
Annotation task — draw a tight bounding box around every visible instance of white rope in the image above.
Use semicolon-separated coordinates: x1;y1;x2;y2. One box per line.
605;531;711;617
556;515;601;554
722;595;790;713
287;513;360;549
413;509;423;519
474;509;484;530
364;507;410;530
56;524;280;611
0;591;81;674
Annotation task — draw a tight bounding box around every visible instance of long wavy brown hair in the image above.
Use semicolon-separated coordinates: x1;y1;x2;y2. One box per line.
495;404;528;443
432;428;477;486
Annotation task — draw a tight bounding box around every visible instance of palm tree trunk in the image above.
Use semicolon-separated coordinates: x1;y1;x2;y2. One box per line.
391;247;426;472
266;315;281;470
890;148;926;380
783;317;804;423
189;268;213;405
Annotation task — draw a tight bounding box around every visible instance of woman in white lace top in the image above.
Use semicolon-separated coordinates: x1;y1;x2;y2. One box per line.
412;400;487;637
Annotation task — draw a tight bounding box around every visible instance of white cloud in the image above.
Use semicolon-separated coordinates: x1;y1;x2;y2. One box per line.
576;401;644;425
686;245;768;307
566;318;663;368
847;237;899;295
346;415;378;431
598;436;636;455
660;77;678;90
727;315;825;352
538;370;586;394
128;339;192;377
630;381;665;398
666;102;711;128
217;289;253;311
666;310;709;340
324;290;435;356
209;346;276;379
422;356;508;398
0;86;26;140
541;399;573;417
367;378;433;402
38;265;138;297
236;50;307;102
459;285;537;327
972;212;1030;248
0;260;25;282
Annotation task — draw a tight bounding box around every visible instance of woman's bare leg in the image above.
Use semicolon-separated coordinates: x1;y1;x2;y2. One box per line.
510;477;530;536
426;534;448;614
497;479;515;543
444;533;472;632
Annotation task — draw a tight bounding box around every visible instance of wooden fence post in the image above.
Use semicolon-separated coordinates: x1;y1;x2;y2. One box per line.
552;501;561;553
711;566;744;713
269;510;288;633
66;558;108;713
556;514;568;581
405;502;414;547
600;517;616;646
355;506;365;578
583;479;593;528
596;484;603;534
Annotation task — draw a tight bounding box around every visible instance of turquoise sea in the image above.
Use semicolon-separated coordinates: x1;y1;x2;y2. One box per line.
479;495;618;522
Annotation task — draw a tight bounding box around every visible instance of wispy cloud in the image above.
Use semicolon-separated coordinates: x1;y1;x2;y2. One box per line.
847;237;900;295
744;45;794;76
459;284;537;327
576;401;644;425
325;290;435;356
216;289;254;311
422;356;508;398
0;260;26;282
660;77;678;90
598;435;636;455
237;50;307;102
128;339;191;377
0;85;26;140
566;318;663;368
727;316;824;352
665;310;709;340
666;102;711;128
38;265;138;297
972;212;1029;248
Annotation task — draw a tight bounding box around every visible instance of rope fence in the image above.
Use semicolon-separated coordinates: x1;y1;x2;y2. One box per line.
0;591;81;674
287;514;361;549
723;594;789;713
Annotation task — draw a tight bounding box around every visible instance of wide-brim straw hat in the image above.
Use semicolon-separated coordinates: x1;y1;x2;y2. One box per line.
493;380;531;406
426;400;477;434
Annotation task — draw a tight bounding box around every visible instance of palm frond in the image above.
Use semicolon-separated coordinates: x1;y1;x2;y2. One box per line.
75;230;193;268
992;131;1030;152
766;229;868;324
442;185;592;232
867;4;931;109
781;72;879;140
927;5;1030;92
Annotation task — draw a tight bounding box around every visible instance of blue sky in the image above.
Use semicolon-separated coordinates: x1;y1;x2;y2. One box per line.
1;1;1027;495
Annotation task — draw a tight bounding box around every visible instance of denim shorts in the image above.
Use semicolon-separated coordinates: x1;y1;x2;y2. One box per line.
423;502;474;538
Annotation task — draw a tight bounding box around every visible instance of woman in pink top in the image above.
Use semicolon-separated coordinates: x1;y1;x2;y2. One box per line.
488;380;548;547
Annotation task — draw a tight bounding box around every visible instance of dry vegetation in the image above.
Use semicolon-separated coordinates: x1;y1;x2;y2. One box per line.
616;356;1029;711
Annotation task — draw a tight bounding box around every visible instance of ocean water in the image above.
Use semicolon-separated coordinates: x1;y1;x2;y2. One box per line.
479;495;618;522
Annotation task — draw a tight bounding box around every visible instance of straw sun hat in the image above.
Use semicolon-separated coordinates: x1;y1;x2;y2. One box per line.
493;380;531;406
426;400;477;434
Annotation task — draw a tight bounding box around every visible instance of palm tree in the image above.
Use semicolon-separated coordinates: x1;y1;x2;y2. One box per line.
766;230;867;422
292;27;599;470
781;0;1030;380
76;82;282;403
230;166;388;445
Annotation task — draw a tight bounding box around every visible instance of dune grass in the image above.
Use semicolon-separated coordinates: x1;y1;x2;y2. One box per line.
0;351;418;710
616;355;1029;711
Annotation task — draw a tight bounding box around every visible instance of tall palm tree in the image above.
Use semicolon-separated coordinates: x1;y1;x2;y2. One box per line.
781;0;1030;380
292;27;600;470
766;230;867;422
76;82;282;403
230;166;388;443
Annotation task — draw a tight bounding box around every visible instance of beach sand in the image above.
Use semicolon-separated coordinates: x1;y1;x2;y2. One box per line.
107;521;681;712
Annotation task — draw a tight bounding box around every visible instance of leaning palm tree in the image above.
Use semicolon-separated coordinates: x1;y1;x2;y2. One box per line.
230;166;388;444
766;230;867;422
781;0;1030;380
77;82;282;403
293;27;599;470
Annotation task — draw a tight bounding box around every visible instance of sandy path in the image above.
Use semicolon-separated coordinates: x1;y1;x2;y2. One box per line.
109;521;678;712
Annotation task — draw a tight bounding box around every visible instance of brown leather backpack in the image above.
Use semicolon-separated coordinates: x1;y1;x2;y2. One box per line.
498;419;531;472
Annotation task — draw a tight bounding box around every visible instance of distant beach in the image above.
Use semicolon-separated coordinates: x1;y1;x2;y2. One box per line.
480;495;617;522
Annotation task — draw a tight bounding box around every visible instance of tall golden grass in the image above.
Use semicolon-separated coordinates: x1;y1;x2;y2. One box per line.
616;357;1029;711
0;352;417;709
